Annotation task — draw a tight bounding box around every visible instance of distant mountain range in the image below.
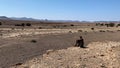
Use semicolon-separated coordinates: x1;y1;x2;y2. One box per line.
0;16;80;22
0;16;119;23
0;16;40;21
0;16;11;20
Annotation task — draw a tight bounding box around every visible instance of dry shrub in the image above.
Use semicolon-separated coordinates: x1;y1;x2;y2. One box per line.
99;30;106;32
78;30;83;32
0;34;3;36
91;28;94;30
31;40;37;43
11;28;15;30
38;27;42;29
69;31;72;33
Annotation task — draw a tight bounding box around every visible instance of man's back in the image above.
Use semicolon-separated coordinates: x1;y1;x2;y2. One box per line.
75;37;84;48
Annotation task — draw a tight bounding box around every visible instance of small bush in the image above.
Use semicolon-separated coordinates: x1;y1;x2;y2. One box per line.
70;24;74;26
96;23;100;26
38;27;42;29
15;63;23;66
91;28;94;30
99;30;105;32
109;23;115;27
78;30;83;32
22;28;24;30
15;24;22;26
21;23;25;27
105;24;109;27
31;40;37;43
116;23;120;27
53;25;61;28
0;34;3;36
69;31;72;33
100;23;104;26
63;25;67;27
26;23;31;26
11;28;15;30
53;26;56;28
96;23;104;26
0;22;2;25
105;23;115;27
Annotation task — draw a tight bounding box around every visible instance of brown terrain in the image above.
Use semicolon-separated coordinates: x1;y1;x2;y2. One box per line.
0;19;120;68
11;41;120;68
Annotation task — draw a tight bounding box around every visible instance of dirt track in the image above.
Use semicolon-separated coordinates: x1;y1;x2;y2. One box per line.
0;31;120;68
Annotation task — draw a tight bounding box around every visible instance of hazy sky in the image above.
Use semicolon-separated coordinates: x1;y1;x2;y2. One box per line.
0;0;120;21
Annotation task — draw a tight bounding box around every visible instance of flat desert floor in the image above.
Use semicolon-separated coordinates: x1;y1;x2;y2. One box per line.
0;20;120;68
0;27;120;67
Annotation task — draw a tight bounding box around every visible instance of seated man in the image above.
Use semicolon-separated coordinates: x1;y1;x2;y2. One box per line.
75;36;84;48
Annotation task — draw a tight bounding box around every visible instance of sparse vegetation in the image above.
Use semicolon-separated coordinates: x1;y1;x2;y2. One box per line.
53;26;57;28
69;31;72;33
15;24;21;26
105;23;115;27
38;27;42;29
15;23;25;27
78;30;83;32
0;22;2;25
70;24;74;26
0;34;3;36
21;23;25;27
22;28;24;30
31;40;37;43
96;23;116;27
100;23;104;26
116;23;120;27
53;25;61;28
105;24;109;27
99;30;106;32
26;23;31;26
96;23;104;26
91;28;94;30
1;19;120;68
108;23;115;27
11;28;15;30
63;25;67;27
15;23;32;27
96;23;99;26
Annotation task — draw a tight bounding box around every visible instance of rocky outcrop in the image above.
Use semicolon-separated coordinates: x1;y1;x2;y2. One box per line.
11;41;120;68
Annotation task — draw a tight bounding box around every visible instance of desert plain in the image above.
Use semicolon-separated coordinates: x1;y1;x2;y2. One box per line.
0;19;120;68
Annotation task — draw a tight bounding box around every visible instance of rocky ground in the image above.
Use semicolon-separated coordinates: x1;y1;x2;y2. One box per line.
1;19;120;68
11;41;120;68
0;27;120;38
0;28;120;68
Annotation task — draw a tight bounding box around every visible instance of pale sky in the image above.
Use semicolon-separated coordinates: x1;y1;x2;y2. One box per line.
0;0;120;21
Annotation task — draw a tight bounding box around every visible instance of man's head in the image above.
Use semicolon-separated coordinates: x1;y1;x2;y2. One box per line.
80;36;82;39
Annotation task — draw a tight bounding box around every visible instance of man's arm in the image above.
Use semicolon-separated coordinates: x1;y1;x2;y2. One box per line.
74;40;78;46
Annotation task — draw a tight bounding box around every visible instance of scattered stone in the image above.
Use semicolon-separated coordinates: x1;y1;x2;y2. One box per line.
10;41;120;68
